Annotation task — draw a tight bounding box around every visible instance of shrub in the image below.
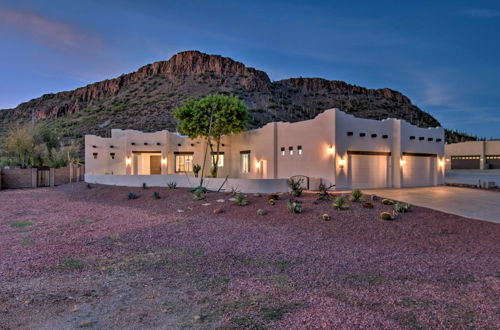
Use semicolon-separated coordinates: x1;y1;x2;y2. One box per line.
193;188;206;200
394;202;411;213
142;182;147;189
193;164;201;177
287;200;303;213
349;189;364;202
363;202;374;209
167;182;177;189
234;193;248;206
268;198;276;206
382;199;395;205
322;213;331;221
380;212;395;220
287;178;303;197
333;195;349;210
317;183;333;201
268;194;280;200
153;191;161;199
191;186;208;194
257;209;266;216
128;192;138;199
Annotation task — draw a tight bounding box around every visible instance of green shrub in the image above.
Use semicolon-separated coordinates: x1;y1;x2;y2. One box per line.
10;221;33;228
382;199;395;205
257;209;266;216
287;200;303;213
191;186;208;194
167;182;177;189
193;188;206;200
142;182;147;189
333;195;349;210
287;178;303;197
234;193;248;206
380;212;395;220
128;192;138;199
349;189;364;202
394;202;411;213
153;191;161;199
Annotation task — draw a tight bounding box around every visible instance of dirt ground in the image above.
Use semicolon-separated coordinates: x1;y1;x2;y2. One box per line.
0;183;499;329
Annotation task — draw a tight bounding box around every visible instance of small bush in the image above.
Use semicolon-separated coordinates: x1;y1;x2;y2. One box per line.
333;195;349;210
234;193;248;206
167;182;177;189
380;212;395;220
10;221;34;228
382;199;395;205
128;192;138;199
142;182;147;189
153;191;161;199
317;183;333;201
193;188;206;200
394;202;411;213
349;189;364;202
257;209;266;216
287;200;303;213
287;178;303;197
191;186;208;194
322;213;331;221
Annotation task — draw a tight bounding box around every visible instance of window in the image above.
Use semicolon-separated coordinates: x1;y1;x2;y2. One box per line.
281;147;285;156
240;151;250;173
93;152;98;159
289;146;293;155
298;145;302;155
175;153;193;172
359;133;366;137
211;152;224;167
110;153;115;160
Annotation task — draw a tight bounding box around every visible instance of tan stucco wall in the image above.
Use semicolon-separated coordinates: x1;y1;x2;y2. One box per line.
445;140;500;170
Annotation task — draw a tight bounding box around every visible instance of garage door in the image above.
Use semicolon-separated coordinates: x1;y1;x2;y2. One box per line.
451;156;480;169
348;152;389;189
402;155;436;187
487;155;500;169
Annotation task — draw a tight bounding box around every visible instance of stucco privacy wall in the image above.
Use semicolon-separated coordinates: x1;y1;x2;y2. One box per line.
445;141;500;170
85;174;290;194
85;108;445;190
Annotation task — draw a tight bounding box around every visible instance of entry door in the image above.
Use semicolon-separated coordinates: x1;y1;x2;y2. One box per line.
349;154;389;189
150;155;162;175
402;156;435;187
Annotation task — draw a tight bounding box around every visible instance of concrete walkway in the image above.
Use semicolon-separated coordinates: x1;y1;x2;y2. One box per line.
366;186;500;223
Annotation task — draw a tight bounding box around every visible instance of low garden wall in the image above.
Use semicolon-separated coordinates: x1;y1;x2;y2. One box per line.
0;164;85;190
85;174;291;194
0;167;37;189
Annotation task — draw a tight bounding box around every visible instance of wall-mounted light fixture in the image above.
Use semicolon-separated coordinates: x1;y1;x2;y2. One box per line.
400;159;406;166
327;145;335;154
255;161;261;169
338;158;346;169
161;157;167;166
125;157;132;166
438;159;445;167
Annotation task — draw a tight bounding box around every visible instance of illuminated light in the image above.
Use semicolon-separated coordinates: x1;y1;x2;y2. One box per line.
338;158;346;169
161;157;167;165
400;159;406;166
327;145;335;154
125;157;132;166
439;159;445;167
255;161;261;169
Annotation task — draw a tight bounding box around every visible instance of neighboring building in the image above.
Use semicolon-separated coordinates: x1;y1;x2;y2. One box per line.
445;141;500;170
85;109;445;190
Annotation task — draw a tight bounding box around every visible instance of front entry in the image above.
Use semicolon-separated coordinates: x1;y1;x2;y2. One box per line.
150;155;161;175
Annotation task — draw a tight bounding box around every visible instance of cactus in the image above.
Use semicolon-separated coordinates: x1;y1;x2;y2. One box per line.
382;199;396;205
128;192;138;200
268;198;276;206
153;191;161;199
322;213;331;221
379;212;395;220
349;189;364;202
256;209;266;216
234;193;248;206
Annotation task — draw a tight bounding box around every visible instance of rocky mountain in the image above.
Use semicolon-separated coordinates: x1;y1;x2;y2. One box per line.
0;50;469;144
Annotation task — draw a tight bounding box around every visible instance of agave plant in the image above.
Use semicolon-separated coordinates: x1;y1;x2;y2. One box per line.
394;202;411;213
333;195;349;210
167;182;177;189
192;188;206;200
349;189;364;202
234;193;248;206
153;191;161;199
287;199;303;213
287;178;303;197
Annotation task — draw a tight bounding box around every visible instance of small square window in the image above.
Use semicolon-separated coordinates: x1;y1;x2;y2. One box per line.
298;145;302;155
347;131;354;136
110;153;115;160
281;147;285;156
359;133;366;137
93;152;98;159
289;146;293;156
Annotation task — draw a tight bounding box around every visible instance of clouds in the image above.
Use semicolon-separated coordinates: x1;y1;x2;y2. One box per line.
0;6;102;54
463;8;500;19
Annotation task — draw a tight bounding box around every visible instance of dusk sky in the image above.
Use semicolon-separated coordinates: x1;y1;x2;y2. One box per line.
0;0;499;138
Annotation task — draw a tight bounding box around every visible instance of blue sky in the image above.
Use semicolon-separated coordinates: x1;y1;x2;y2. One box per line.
0;0;499;138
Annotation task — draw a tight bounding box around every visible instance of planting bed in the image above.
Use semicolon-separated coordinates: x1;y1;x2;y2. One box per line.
0;183;499;329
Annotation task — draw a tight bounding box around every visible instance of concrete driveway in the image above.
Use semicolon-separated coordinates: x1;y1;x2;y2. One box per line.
366;186;500;223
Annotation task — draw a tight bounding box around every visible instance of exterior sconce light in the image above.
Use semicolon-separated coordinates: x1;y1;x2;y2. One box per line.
338;159;346;169
255;161;261;169
161;157;167;166
438;159;445;167
125;157;132;166
327;145;335;154
400;159;406;166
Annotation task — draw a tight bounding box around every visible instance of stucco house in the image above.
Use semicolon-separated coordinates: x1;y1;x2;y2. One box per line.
445;140;500;170
85;109;445;192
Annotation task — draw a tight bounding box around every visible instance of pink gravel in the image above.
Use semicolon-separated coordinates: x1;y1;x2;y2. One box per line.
0;183;499;329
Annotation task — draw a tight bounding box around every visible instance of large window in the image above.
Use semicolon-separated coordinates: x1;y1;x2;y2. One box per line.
175;153;193;173
211;152;224;167
240;151;250;173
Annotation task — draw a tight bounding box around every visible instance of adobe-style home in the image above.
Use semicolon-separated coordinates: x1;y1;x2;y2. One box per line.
445;140;500;170
85;109;445;192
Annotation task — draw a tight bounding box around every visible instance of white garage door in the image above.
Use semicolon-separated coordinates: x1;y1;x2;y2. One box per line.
349;154;389;189
402;156;435;187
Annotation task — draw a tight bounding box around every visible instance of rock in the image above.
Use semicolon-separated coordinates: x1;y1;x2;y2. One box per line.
176;209;184;213
202;203;211;206
380;212;395;220
216;199;225;203
213;208;223;214
363;202;374;209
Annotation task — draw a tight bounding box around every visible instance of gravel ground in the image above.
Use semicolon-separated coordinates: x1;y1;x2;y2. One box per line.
0;183;499;329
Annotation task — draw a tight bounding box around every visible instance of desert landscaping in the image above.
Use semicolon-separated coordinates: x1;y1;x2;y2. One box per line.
1;183;499;329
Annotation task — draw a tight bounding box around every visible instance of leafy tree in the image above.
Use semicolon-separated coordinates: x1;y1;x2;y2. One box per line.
173;94;249;178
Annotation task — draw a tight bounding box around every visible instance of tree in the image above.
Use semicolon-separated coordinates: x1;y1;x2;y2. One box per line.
173;94;249;178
